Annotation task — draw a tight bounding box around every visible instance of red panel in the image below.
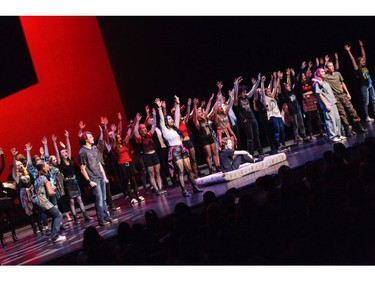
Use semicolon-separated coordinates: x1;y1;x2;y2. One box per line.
0;16;126;180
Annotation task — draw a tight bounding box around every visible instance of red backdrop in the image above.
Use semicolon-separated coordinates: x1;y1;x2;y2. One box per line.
0;16;126;181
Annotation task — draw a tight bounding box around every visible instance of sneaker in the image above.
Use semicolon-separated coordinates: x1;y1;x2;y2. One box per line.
131;198;138;204
156;190;166;195
182;189;191;197
310;135;317;140
366;116;374;122
98;220;110;226
339;135;347;140
193;186;203;193
105;217;118;224
111;206;121;211
84;215;94;221
331;137;341;142
255;155;265;162
137;196;145;202
52;235;66;243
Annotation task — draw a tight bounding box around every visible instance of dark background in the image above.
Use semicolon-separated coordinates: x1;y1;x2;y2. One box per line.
97;16;375;120
0;17;37;99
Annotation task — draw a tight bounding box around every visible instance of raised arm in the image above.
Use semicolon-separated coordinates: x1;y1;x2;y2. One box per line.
161;100;167;117
41;136;49;162
205;93;215;114
11;148;19;183
155;98;168;135
51;134;61;165
100;117;111;152
183;98;192;123
260;75;267;106
344;44;359;70
144;105;151;126
334;52;339;70
359;40;366;64
117;112;123;137
246;73;261;98
192;98;200;129
134;113;142;139
78;121;86;139
174;95;180;128
0;148;4;176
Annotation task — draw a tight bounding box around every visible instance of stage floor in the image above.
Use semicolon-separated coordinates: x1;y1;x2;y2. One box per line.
1;122;375;265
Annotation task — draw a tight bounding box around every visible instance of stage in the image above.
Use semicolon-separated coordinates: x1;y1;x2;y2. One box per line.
0;122;374;265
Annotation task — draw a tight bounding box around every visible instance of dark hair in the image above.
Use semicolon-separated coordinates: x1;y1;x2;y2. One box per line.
164;116;182;136
238;85;248;93
80;131;92;144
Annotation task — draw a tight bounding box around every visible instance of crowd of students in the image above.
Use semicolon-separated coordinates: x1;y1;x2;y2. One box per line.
0;39;374;245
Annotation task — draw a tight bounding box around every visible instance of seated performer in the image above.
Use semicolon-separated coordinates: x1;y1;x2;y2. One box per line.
219;137;264;173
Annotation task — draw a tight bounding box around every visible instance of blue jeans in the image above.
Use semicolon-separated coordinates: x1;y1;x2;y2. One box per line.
44;206;62;239
269;116;285;148
91;179;109;222
361;85;375;117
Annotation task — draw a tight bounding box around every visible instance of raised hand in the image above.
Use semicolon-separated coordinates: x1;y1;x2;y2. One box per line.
234;76;243;85
117;112;122;120
154;98;161;108
136;112;142;122
110;123;117;132
290;68;295;76
25;143;32;152
60;142;66;149
193;98;199;105
334;52;338;59
187;98;192;105
174;95;180;104
41;136;47;145
11;147;18;156
51;134;57;142
145;105;150;114
64;130;69;138
251;77;257;85
308;61;313;69
0;148;3;155
359;40;363;47
79;121;86;130
301;61;307;69
324;54;330;62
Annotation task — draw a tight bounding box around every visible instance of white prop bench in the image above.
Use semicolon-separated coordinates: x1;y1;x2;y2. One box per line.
195;152;287;186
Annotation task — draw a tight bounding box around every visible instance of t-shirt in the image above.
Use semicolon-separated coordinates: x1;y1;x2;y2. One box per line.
78;146;103;181
313;80;337;110
34;174;53;210
325;72;345;95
